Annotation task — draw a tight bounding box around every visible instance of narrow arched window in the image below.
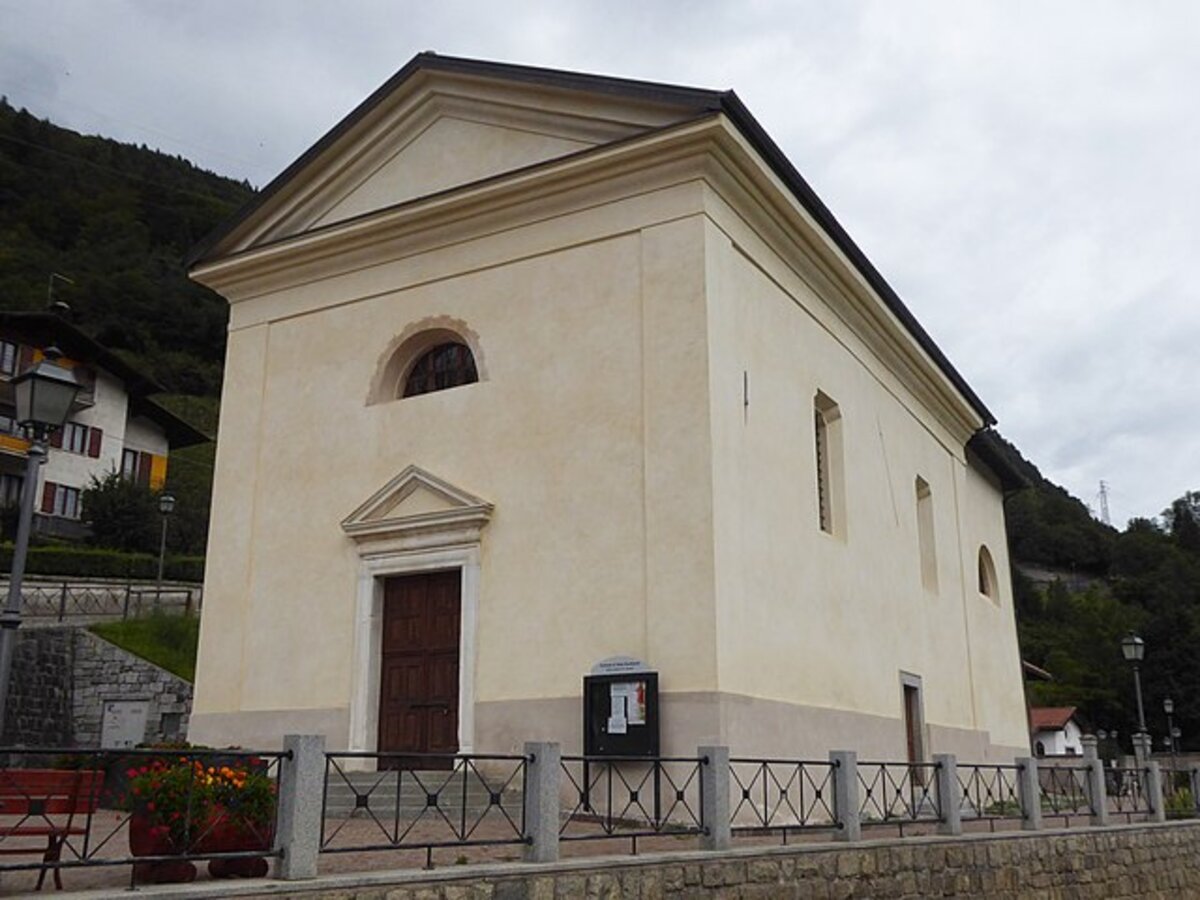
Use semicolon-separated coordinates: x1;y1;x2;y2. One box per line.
978;545;998;600
402;342;478;398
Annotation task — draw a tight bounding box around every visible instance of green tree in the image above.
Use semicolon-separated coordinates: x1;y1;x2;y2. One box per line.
81;470;160;553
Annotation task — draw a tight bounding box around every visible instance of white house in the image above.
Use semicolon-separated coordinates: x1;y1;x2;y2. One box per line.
187;54;1030;764
1030;706;1085;757
0;311;207;539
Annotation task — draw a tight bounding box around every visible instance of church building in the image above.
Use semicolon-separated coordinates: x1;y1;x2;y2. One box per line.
187;54;1029;763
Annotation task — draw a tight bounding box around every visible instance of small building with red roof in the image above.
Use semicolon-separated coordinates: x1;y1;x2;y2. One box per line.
1030;706;1084;757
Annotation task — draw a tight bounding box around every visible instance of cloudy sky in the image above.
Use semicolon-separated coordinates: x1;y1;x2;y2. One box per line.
2;1;1197;526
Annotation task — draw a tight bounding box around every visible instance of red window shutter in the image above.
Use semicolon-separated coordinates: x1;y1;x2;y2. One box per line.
41;480;56;514
87;427;102;458
137;452;152;487
49;427;63;449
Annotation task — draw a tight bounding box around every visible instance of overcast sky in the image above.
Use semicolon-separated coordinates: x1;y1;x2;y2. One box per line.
2;1;1197;527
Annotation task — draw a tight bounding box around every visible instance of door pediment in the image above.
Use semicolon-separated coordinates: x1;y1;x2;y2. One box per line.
342;465;493;551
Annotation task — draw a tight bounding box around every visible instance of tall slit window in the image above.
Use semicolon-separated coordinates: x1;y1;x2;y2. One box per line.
403;342;478;398
978;545;998;602
915;476;937;591
814;391;844;537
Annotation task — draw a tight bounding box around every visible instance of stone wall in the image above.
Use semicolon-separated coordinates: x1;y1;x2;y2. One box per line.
71;629;191;746
2;626;191;747
4;627;73;745
239;821;1200;900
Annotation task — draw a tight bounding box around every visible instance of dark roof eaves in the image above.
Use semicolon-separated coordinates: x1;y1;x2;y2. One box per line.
129;396;211;448
966;428;1029;494
0;311;165;395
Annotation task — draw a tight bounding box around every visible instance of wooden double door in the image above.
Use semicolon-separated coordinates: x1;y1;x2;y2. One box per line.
377;571;460;768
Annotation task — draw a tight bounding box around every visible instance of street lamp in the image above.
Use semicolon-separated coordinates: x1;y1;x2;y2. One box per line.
1120;632;1150;764
154;492;176;609
0;348;81;738
1164;698;1179;770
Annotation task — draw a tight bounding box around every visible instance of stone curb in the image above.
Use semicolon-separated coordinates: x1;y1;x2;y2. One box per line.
51;818;1200;900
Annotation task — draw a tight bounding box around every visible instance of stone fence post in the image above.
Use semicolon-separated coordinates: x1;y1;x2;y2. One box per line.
1189;764;1200;814
934;754;962;836
523;741;561;863
274;733;326;880
1082;736;1109;827
1145;760;1167;823
699;745;731;851
1016;756;1042;831
830;750;861;842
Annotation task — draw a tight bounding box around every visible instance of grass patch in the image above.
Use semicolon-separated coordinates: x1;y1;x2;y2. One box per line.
90;613;200;682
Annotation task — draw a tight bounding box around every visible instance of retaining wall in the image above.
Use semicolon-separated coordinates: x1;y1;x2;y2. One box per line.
3;626;192;746
201;822;1200;900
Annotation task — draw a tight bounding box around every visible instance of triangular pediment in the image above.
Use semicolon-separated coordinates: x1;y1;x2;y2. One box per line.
192;54;720;263
341;465;493;545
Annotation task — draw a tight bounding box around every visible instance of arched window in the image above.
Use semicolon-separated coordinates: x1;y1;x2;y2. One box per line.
978;545;998;601
1035;740;1046;758
402;342;478;397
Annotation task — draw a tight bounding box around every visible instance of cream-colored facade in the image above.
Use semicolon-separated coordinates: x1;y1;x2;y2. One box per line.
188;55;1029;763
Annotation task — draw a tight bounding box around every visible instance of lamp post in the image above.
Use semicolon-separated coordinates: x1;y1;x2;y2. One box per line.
1164;698;1179;770
1120;632;1150;764
0;348;81;738
154;492;176;609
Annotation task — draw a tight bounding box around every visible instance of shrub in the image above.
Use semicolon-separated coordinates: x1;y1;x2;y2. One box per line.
0;544;203;582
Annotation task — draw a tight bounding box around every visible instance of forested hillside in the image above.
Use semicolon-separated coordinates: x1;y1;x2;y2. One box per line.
2;103;1198;751
994;436;1200;751
0;98;253;552
0;97;252;393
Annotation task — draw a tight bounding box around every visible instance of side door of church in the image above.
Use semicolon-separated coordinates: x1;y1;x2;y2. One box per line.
377;571;460;768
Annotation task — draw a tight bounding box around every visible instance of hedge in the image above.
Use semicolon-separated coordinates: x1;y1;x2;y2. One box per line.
0;545;204;582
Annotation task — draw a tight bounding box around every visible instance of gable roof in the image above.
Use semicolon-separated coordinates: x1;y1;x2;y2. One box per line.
1030;706;1078;731
0;310;164;395
0;311;209;448
189;52;995;426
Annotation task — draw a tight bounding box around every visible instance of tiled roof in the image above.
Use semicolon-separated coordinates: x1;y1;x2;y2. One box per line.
1030;706;1077;731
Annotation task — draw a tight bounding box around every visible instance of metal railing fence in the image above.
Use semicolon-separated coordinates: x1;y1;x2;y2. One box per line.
10;581;202;622
857;761;943;830
319;751;529;869
729;758;838;839
1038;765;1095;826
957;763;1024;829
559;755;705;853
1159;765;1197;820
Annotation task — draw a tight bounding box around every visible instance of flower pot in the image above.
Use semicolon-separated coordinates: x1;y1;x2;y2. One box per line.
197;806;273;878
128;812;197;884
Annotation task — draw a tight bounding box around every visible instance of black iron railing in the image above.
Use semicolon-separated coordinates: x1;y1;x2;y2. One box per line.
1038;765;1095;826
729;758;838;840
1159;766;1197;820
319;752;529;868
957;763;1024;829
857;761;942;830
1106;766;1153;822
11;581;200;621
559;755;705;853
0;746;287;890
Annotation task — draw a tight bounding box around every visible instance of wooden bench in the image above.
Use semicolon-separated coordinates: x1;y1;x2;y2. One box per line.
0;768;105;891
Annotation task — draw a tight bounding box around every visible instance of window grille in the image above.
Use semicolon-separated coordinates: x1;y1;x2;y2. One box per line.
403;342;478;398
